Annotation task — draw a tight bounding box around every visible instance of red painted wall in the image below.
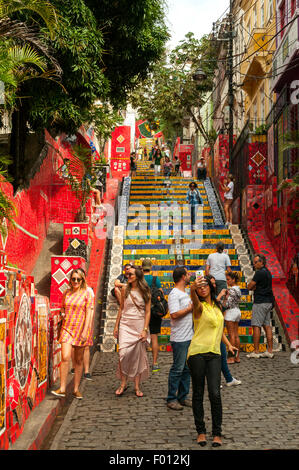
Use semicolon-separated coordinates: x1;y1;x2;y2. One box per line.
0;131;89;274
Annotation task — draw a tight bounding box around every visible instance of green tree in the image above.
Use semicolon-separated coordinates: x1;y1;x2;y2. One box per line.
7;0;169;189
129;32;217;146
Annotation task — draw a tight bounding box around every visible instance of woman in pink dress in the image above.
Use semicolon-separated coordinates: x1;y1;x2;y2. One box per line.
52;269;94;400
113;266;151;397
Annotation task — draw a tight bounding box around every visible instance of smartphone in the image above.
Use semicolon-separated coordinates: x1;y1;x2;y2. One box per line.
196;270;205;278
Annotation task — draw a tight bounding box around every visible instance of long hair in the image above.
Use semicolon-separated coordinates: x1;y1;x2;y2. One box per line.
68;269;87;291
125;266;151;303
196;276;222;310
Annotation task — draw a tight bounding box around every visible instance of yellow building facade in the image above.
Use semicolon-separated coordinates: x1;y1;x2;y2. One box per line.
234;0;276;132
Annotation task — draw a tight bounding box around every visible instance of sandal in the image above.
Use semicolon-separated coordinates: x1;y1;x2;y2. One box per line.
197;434;207;447
115;385;128;396
135;389;144;398
212;436;222;447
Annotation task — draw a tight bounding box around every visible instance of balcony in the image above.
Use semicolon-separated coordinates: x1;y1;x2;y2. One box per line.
272;13;299;92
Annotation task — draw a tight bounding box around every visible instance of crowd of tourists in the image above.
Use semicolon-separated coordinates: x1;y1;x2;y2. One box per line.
50;150;275;447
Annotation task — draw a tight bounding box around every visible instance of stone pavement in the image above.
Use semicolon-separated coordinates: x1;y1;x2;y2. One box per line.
48;350;299;451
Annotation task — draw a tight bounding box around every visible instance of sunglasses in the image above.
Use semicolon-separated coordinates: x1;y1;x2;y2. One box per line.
71;277;82;282
127;273;136;277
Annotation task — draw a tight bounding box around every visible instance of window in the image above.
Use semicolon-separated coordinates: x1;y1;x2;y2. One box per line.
280;1;286;38
261;1;265;26
267;0;274;23
291;0;297;16
260;85;265;123
253;5;258;28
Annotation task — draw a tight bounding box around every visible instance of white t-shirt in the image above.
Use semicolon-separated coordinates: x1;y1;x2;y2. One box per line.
168;288;193;342
206;252;231;281
225;181;234;199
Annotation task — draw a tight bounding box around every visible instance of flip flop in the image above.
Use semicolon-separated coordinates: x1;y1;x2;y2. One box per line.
115;385;128;396
135;389;144;397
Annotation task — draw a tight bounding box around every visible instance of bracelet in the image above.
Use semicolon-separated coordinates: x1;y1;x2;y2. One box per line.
143;327;148;332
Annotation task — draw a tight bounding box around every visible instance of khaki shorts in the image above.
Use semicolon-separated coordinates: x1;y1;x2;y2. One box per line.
251;303;272;327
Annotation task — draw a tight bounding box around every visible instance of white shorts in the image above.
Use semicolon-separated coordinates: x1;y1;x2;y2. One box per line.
154;165;161;172
225;308;241;322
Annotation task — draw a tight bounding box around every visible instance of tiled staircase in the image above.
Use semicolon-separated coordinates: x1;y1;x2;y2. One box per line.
99;160;283;354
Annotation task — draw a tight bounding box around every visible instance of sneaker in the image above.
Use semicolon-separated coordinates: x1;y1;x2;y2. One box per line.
246;352;261;358
152;364;160;373
167;401;183;411
84;373;92;380
226;377;242;387
261;351;274;358
73;391;83;400
51;388;66;398
179;399;192;407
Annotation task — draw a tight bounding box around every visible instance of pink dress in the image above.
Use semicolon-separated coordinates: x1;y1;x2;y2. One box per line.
117;290;150;382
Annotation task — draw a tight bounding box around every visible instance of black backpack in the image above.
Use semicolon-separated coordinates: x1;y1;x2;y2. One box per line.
150;277;168;319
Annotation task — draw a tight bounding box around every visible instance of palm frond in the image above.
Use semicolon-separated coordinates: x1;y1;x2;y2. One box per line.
0;0;59;39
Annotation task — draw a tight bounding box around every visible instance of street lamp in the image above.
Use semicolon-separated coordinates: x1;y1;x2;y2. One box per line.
192;68;207;83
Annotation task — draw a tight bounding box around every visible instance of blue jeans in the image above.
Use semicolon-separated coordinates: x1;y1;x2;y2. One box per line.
167;340;191;403
220;341;233;383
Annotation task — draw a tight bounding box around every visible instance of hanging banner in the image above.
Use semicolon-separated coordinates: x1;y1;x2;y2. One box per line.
111;126;131;172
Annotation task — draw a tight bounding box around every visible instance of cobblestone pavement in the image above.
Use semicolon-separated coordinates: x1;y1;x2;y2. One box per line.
49;351;299;451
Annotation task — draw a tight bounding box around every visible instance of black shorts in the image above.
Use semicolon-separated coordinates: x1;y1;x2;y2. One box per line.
149;314;162;335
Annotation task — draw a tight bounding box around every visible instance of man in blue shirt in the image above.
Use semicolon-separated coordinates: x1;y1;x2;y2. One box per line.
142;259;163;372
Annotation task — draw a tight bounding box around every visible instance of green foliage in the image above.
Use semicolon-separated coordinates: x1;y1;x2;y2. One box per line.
13;0;169;137
129;32;217;144
0;155;17;235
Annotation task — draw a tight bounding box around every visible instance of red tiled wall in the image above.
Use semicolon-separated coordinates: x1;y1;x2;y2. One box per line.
0;268;52;450
0;131;92;274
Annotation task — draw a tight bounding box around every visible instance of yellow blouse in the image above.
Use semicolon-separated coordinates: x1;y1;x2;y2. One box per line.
187;301;224;358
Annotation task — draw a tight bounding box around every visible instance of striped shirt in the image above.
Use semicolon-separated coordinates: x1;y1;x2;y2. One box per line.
60;288;94;346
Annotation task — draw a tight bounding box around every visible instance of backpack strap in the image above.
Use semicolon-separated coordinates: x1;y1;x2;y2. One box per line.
152;276;157;288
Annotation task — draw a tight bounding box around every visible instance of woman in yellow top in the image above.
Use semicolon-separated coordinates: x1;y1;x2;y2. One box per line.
187;275;235;447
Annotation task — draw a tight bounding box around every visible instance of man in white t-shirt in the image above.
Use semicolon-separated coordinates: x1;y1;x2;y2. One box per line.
205;241;232;295
166;266;193;411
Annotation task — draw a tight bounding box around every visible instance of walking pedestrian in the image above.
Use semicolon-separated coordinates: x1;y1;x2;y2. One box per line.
205;241;232;295
142;259;165;373
247;254;275;358
163;156;173;177
174;157;181;176
52;269;94;400
166;266;193;411
197;157;207;181
70;268;95;380
219;271;242;363
187;275;236;447
186;182;203;230
221;174;234;224
113;266;151;397
154;148;163;176
111;264;132;305
205;274;242;387
130;152;137;177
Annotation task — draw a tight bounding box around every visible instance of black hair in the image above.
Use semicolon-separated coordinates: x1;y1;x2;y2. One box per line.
254;254;266;266
216;241;225;253
173;266;187;283
196;276;222;310
124;263;132;269
189;182;198;189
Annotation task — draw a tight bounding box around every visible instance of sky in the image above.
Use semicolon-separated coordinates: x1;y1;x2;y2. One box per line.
166;0;230;49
